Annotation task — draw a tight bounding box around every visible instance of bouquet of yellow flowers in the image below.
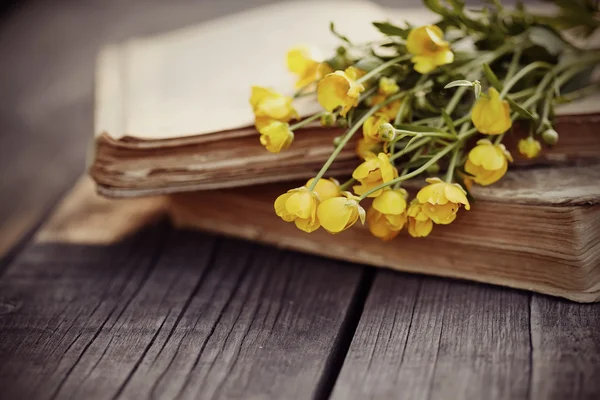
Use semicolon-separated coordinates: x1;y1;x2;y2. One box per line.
250;0;600;241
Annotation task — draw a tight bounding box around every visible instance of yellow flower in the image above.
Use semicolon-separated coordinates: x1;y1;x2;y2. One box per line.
518;137;542;159
250;86;299;130
317;192;366;234
465;139;513;186
406;200;434;238
378;77;399;96
287;46;333;88
367;208;400;241
259;121;294;153
471;87;512;135
355;138;381;160
317;67;365;117
352;152;398;198
274;187;320;232
406;25;454;74
417;177;470;225
306;178;341;201
367;189;408;241
362;113;389;142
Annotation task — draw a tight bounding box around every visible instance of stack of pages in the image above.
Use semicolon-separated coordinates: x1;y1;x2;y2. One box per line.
89;0;600;197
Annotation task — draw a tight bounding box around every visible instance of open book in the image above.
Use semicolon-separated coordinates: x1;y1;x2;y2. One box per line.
89;0;600;198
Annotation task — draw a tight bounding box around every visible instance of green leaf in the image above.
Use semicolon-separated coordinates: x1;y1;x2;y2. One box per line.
444;80;474;89
329;22;351;43
482;63;503;91
507;97;534;119
528;26;570;56
372;22;410;38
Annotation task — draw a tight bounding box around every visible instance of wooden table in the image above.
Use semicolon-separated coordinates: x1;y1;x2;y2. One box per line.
1;1;599;399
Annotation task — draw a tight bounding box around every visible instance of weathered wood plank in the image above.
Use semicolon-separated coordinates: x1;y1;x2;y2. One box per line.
0;178;367;399
0;222;171;399
331;271;532;400
530;295;600;400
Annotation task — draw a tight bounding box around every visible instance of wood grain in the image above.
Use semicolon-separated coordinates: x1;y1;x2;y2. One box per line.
0;173;367;400
530;296;600;400
330;271;600;400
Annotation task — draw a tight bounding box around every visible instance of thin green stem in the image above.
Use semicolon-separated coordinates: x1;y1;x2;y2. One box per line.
500;61;553;98
494;133;505;145
339;178;355;191
445;148;461;182
505;47;522;81
391;137;431;161
394;129;456;140
307;92;404;191
356;55;411;84
289;111;328;131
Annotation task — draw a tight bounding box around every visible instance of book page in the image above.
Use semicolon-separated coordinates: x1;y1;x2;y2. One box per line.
96;0;387;140
96;0;600;141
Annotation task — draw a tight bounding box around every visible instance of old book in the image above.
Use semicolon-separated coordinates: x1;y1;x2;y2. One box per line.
167;165;600;302
89;0;600;198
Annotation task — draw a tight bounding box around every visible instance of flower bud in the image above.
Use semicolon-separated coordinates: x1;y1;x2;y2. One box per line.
337;117;348;128
377;123;396;141
320;113;336;127
333;135;343;147
542;128;559;146
426;162;440;175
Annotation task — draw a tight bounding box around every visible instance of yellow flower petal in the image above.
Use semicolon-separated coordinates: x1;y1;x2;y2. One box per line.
408;217;433;237
367;208;400;241
406;25;453;73
317;70;364;117
306;178;341;201
294;217;320;233
465;141;510;186
372;189;407;215
317;197;363;234
518;137;542;159
274;192;295;222
259;121;294;153
286;189;317;220
471;87;512;135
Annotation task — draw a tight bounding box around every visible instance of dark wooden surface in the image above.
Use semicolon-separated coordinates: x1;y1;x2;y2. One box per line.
0;0;599;399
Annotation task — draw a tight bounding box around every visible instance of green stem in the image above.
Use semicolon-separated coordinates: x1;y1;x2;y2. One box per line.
289;111;328;131
394;93;412;125
356;55;411;84
339;178;355;191
307;92;404;191
500;61;552;98
445;148;461;182
391;137;431;161
494;133;505;145
396;130;457;140
505;47;522;81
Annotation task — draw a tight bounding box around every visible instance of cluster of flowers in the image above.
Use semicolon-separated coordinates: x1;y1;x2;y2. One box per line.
249;1;599;240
